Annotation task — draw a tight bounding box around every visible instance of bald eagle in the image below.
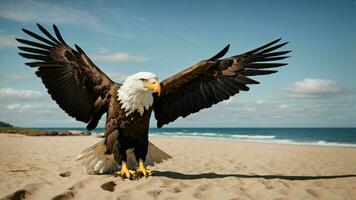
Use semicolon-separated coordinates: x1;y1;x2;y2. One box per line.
17;24;289;179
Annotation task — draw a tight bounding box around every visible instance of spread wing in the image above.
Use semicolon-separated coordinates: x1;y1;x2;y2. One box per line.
153;39;290;128
17;24;118;130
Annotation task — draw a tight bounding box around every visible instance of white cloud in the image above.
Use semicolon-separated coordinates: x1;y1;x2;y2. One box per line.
6;104;42;112
5;74;32;80
93;47;147;63
166;97;356;127
0;34;17;48
1;90;355;127
221;97;235;104
1;102;82;127
0;0;98;28
107;72;129;82
0;88;43;99
0;74;33;82
4;103;54;115
256;100;264;104
284;79;344;98
96;47;110;54
94;52;146;63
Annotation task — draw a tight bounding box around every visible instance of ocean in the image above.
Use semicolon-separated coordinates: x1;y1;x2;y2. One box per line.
31;127;356;147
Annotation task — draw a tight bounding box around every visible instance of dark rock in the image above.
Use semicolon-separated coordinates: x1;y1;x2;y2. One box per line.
59;171;71;177
47;131;59;136
58;131;71;136
100;181;116;192
68;130;91;136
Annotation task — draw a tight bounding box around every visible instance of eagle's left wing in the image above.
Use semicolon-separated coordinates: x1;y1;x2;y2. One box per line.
17;24;118;130
153;39;290;128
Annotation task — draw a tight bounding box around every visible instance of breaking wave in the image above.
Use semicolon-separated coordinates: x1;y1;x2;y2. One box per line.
148;132;356;147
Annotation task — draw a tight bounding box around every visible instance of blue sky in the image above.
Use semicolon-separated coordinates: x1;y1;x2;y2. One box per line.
0;0;355;128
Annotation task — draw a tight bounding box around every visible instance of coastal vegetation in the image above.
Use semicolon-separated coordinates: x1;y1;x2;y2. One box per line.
0;121;90;136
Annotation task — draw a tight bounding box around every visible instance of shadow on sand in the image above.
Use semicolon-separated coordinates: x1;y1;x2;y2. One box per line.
153;171;356;181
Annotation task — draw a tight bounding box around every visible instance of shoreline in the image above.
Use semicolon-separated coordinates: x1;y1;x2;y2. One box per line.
149;134;356;148
0;127;356;148
8;127;356;148
2;127;356;148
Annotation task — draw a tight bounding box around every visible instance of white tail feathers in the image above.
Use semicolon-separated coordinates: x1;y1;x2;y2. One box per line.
75;139;172;174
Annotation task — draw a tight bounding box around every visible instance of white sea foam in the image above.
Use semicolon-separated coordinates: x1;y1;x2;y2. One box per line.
148;132;356;148
150;132;275;139
230;134;276;139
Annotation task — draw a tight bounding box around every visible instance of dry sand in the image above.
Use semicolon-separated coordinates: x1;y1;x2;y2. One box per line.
0;133;356;200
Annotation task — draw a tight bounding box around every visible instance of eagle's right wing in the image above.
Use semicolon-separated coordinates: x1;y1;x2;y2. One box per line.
17;24;118;130
154;39;290;128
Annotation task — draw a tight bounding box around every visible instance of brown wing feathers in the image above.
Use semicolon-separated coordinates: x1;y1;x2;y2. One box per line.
154;38;290;128
17;24;289;129
17;24;114;130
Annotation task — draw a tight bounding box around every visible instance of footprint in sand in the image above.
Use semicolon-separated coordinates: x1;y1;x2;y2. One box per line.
51;179;92;200
67;179;91;190
305;188;320;198
193;184;212;199
1;183;42;200
167;187;182;193
52;191;75;200
147;189;162;198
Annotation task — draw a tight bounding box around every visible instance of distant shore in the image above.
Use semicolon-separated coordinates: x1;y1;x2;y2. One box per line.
0;127;91;136
1;133;356;199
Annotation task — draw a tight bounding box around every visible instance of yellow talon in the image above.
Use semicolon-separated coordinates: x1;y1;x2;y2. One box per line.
136;159;152;177
116;161;135;179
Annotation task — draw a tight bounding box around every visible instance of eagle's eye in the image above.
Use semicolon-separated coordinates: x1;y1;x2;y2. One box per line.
139;78;148;82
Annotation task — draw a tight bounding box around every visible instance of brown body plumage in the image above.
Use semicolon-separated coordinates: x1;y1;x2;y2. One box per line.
17;24;290;178
105;84;153;164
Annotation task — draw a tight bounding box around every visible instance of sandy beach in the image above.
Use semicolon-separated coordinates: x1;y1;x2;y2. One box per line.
1;134;356;200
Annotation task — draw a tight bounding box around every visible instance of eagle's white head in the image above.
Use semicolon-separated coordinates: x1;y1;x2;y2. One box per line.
117;72;161;116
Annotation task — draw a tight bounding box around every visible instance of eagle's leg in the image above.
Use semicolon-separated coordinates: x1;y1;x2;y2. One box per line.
136;158;152;177
133;140;151;177
116;161;135;179
113;139;135;179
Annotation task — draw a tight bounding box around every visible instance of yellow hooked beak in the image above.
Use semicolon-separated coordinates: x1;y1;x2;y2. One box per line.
144;79;161;96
